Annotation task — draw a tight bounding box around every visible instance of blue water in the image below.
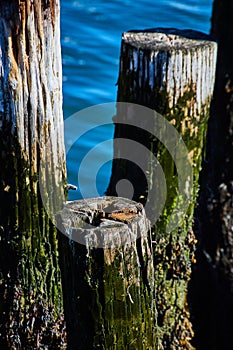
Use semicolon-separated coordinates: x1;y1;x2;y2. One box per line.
60;0;213;201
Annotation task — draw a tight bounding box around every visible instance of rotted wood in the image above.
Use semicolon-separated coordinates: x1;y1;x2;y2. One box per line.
58;196;156;349
107;28;217;349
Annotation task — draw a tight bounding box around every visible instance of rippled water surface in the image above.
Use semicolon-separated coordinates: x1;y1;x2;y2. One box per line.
60;0;213;200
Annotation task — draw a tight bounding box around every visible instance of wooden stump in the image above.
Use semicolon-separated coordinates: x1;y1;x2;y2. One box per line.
58;196;156;349
107;29;217;348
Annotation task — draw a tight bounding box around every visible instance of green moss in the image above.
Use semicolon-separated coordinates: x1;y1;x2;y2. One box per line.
102;248;156;349
0;142;65;348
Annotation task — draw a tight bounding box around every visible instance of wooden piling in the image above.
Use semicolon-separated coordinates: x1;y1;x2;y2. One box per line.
0;1;66;348
58;196;156;349
106;28;217;348
190;1;233;348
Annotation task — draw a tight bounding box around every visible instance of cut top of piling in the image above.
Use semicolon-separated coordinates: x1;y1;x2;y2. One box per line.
57;196;150;249
119;27;217;116
123;28;216;51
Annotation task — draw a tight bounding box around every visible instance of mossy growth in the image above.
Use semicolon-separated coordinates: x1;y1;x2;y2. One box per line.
113;69;212;348
0;140;66;348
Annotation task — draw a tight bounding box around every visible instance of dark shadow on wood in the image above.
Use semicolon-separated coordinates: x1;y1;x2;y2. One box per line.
189;1;233;349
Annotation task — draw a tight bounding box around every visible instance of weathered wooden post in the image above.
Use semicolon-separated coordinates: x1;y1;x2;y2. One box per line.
190;1;233;349
58;196;156;349
0;0;66;347
106;29;217;348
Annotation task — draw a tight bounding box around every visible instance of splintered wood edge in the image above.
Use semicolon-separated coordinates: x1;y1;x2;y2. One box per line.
57;197;151;249
60;196;144;225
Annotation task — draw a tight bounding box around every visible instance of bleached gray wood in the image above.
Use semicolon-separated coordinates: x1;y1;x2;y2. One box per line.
121;29;217;118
